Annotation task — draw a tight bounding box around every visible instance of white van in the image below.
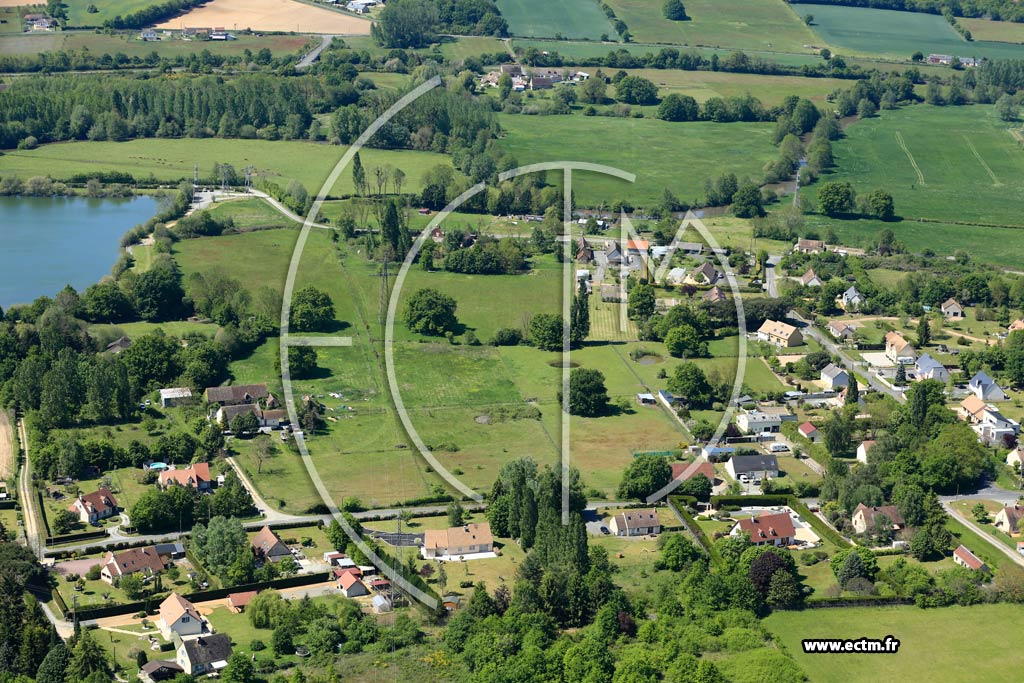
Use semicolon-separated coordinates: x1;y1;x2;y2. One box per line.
769;442;790;453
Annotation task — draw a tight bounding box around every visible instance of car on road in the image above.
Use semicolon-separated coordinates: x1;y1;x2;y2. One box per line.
600;526;610;535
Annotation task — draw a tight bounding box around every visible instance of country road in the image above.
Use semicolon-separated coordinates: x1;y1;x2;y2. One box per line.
17;418;42;557
942;501;1024;569
297;34;336;69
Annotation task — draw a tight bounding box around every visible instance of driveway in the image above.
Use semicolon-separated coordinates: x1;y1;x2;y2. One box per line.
53;557;106;576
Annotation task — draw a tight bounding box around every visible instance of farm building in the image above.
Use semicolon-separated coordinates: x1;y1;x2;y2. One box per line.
160;387;193;408
205;383;271;406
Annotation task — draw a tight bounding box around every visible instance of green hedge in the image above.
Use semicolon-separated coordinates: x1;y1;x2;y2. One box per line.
668;496;723;567
804;596;913;609
46;529;109;546
0;500;17;510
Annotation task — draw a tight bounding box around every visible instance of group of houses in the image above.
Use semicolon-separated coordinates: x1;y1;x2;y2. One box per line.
480;63;590;91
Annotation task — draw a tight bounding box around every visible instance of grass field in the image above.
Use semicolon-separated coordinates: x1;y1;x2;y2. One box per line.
497;0;615;40
959;17;1024;44
206;197;301;229
766;604;1024;683
0;139;452;198
617;68;850;106
816;104;1024;228
605;0;822;53
795;3;1024;60
64;0;166;27
497;114;777;207
0;30;311;56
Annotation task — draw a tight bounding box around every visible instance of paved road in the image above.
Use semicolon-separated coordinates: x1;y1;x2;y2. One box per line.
224;456;312;524
940;481;1023;507
297;34;336;69
942;500;1024;568
764;257;781;298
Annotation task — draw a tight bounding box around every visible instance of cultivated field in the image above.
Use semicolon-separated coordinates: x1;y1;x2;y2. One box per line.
795;3;1024;60
154;0;371;34
497;0;614;40
0;138;453;197
497;114;777;207
816;104;1024;229
605;0;822;53
766;604;1024;683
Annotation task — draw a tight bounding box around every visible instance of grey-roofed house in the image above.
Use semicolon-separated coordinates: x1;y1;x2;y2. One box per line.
177;634;233;675
141;661;184;683
204;383;270;406
969;371;1008;402
914;353;949;383
838;286;864;311
820;363;849;390
725;454;779;480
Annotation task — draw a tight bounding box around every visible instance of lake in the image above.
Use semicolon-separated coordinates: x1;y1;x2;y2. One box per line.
0;195;159;308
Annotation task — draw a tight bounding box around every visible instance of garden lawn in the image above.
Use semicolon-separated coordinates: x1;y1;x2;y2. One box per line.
765;603;1024;683
795;3;1024;60
497;114;778;207
605;0;821;53
497;0;615;40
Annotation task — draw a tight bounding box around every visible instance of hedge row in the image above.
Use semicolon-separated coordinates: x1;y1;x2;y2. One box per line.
668;496;723;567
804;596;914;609
46;529;109;547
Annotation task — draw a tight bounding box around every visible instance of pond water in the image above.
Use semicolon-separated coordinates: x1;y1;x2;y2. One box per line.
0;195;159;308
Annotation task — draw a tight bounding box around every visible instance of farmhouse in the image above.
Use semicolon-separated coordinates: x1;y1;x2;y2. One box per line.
820;363;849;390
159;463;212;491
736;411;782;434
422;523;494;559
914;353;949;383
158;593;204;639
101;546;167;584
216;403;288;430
140;29;159;40
251;526;291;563
177;634;233;676
828;321;857;340
757;320;803;347
940;298;964;319
205;383;270;406
952;545;987;572
798;421;820;442
731;511;796;546
856;440;876;464
608;508;661;536
725;454;778;481
160;387;193;408
793;238;825;254
68;488;118;524
884;332;916;365
994;505;1024;535
969;371;1007;402
837;286;865;311
800;268;823;287
851;503;905;535
685;261;721;285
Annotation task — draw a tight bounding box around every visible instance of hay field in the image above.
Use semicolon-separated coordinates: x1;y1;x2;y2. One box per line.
154;0;371;34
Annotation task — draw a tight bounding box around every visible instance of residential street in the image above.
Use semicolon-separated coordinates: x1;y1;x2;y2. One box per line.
941;501;1024;569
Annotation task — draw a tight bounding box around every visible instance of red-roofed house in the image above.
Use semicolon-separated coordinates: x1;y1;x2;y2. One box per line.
953;545;988;572
251;526;291;563
798;421;820;443
731;512;796;546
671;461;717;484
159;463;212;491
101;546;167;584
68;489;119;524
851;503;905;535
337;570;369;597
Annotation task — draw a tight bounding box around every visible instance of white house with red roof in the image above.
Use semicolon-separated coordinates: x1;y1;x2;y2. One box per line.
68;488;119;524
731;511;796;546
797;421;820;443
953;545;988;572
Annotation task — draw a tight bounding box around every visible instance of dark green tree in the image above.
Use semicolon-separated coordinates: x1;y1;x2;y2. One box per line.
561;367;609;417
403;288;458;335
618;455;671;500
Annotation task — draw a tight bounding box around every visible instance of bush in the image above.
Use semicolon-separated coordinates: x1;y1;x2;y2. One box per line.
251;640;266;651
490;327;523;346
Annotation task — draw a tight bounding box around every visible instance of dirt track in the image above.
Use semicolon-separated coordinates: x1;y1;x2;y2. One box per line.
0;411;12;480
154;0;372;34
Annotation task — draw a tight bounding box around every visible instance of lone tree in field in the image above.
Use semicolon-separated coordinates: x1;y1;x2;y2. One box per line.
529;313;565;352
560;367;609;417
291;286;335;332
816;181;856;216
667;362;714;409
403;288;458;335
615;75;659;105
663;0;688;20
288;346;319;379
